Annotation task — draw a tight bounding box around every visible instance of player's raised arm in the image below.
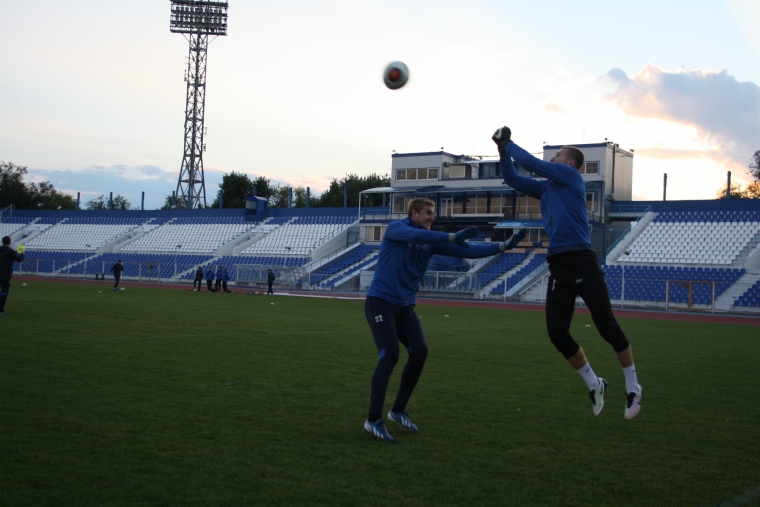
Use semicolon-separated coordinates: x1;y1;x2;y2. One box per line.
493;126;581;186
385;217;480;248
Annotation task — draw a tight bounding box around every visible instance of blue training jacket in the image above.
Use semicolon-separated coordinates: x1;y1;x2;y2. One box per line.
500;142;592;256
367;217;502;306
205;269;215;281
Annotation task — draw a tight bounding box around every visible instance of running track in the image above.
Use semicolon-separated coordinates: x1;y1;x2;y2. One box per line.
16;276;760;327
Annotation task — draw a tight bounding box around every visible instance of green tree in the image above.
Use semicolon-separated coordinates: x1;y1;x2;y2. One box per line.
269;184;292;208
716;181;760;199
0;162;77;210
209;171;255;208
85;194;132;210
159;193;188;210
314;173;390;207
750;150;760;181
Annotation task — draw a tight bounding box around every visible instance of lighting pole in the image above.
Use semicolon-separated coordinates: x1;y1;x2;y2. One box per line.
85;244;91;279
170;0;228;209
175;245;182;278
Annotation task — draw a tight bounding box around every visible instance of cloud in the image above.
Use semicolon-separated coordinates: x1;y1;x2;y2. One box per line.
633;147;720;160
26;164;182;209
605;64;760;165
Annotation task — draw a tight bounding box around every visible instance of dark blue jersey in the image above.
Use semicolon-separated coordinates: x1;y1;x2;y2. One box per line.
367;217;501;306
0;245;25;280
500;142;592;256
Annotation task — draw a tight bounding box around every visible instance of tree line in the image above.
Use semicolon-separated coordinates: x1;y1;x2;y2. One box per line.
715;150;760;199
174;171;392;210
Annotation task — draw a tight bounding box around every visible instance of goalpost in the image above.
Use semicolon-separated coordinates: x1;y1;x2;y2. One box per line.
666;280;716;312
139;262;161;282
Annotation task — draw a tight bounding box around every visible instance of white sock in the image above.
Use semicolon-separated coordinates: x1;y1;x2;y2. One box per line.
576;363;600;390
622;365;640;394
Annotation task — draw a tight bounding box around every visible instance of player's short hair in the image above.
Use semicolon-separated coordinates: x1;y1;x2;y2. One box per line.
407;197;435;218
562;146;585;169
2;236;10;245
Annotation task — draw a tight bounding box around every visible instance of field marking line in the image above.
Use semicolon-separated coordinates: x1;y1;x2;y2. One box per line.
719;485;760;507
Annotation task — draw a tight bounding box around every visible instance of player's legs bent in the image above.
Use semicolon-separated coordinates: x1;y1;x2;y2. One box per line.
545;275;582;360
576;274;629;355
365;297;401;418
113;275;120;289
0;279;10;312
391;306;428;414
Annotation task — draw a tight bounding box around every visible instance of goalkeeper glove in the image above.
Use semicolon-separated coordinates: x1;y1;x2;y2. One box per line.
499;228;527;252
492;126;512;152
449;226;478;248
16;245;26;254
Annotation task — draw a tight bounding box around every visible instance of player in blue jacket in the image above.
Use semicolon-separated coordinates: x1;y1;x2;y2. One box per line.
493;126;641;420
205;267;215;292
221;268;231;293
363;197;526;442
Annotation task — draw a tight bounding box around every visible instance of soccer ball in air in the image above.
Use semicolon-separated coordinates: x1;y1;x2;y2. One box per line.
22;283;27;287
383;61;409;90
120;288;126;292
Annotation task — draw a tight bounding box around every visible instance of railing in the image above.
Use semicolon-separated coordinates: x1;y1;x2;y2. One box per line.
0;204;13;222
606;206;652;255
608;203;654;215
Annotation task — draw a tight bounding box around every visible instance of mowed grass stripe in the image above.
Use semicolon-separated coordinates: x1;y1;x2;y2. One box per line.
1;281;759;507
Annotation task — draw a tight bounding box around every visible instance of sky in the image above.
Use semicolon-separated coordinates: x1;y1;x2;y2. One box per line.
1;0;759;209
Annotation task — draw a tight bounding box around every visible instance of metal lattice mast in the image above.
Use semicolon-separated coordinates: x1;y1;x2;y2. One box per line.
170;0;228;209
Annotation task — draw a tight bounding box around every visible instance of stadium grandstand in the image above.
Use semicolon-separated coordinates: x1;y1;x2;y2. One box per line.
2;198;759;313
2;139;759;314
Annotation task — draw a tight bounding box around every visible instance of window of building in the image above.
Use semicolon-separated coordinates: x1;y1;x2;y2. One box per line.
365;226;387;242
516;195;541;217
580;161;600;175
586;192;598;212
396;168;438;181
479;162;501;179
393;195;411;214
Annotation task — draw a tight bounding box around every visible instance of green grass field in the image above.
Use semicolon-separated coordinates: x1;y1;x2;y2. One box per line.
1;280;759;507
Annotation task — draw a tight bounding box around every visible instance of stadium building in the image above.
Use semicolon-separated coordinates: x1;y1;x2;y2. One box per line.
2;142;759;313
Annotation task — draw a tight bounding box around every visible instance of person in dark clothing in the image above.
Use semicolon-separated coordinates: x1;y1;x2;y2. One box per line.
0;236;26;315
222;268;231;293
193;266;204;291
205;267;215;292
215;267;223;292
109;260;124;291
362;198;526;442
493;126;641;420
266;269;275;295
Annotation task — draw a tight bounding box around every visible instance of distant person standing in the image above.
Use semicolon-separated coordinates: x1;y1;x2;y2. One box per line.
193;266;204;291
0;236;26;315
267;269;275;295
215;267;224;292
222;268;231;293
205;266;215;292
109;260;124;291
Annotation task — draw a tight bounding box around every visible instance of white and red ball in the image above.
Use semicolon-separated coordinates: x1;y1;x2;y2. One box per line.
383;61;409;90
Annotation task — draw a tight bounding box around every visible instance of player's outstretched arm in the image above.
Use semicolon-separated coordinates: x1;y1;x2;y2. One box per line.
504;140;579;186
499;228;528;252
384;220;452;245
493;127;543;198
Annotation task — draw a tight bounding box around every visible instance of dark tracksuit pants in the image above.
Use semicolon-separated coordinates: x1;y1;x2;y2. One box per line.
215;278;222;292
0;279;10;312
113;275;121;288
365;296;429;417
545;250;629;359
207;280;214;292
193;277;202;290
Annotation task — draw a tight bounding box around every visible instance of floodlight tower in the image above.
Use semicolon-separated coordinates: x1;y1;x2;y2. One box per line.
170;0;228;209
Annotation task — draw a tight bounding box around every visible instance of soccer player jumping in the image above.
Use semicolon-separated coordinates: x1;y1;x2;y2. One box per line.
493;127;642;420
363;197;526;442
